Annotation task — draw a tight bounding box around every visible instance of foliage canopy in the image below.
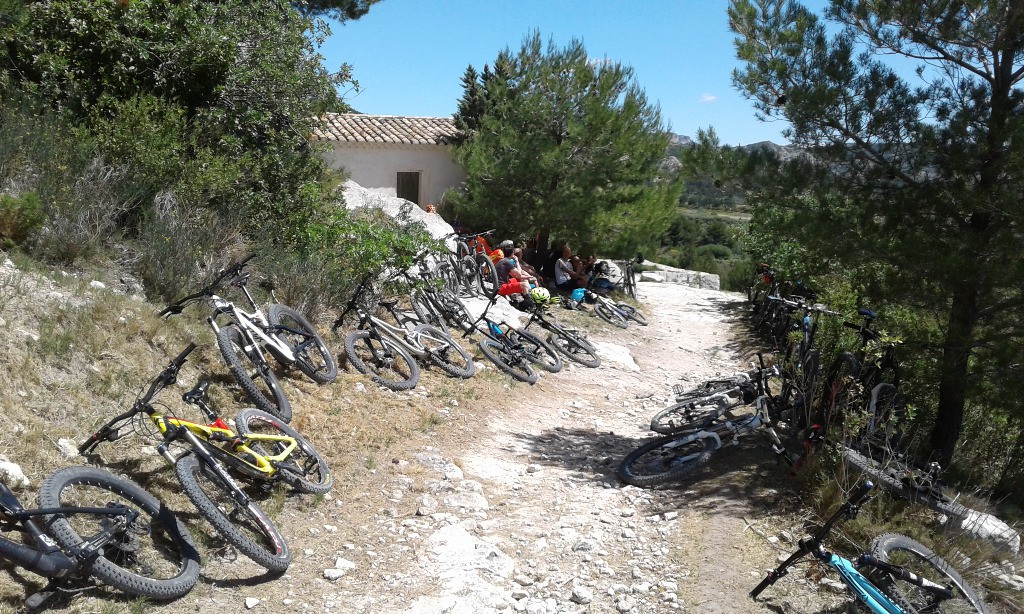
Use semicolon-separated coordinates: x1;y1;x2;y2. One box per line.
447;31;683;257
729;0;1024;467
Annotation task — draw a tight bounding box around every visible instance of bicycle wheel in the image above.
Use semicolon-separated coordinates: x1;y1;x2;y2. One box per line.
617;434;716;487
175;453;291;572
435;289;475;333
410;289;450;335
616;303;648;326
458;255;480;297
234;408;333;495
546;328;600;368
624;268;637;300
38;467;200;600
594;300;628;328
217;325;292;423
344;329;420;390
650;396;731;435
868;533;988;613
478;339;538;384
268;304;338;384
476;255;499;298
509;327;562;373
413;324;475;378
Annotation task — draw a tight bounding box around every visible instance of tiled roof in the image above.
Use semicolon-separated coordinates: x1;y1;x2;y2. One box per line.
313;113;458;145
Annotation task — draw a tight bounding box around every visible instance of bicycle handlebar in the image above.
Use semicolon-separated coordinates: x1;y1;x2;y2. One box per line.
751;480;874;600
158;255;255;317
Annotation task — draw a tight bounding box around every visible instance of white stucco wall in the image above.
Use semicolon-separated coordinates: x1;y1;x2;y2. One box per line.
323;143;466;208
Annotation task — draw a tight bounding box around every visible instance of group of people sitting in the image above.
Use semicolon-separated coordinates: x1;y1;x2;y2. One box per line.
488;239;593;311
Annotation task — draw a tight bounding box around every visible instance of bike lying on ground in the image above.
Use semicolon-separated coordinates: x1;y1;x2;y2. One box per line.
80;344;332;572
160;254;337;422
463;296;562;384
585;288;647;328
334;277;475;391
520;298;601;368
751;480;988;613
0;466;200;610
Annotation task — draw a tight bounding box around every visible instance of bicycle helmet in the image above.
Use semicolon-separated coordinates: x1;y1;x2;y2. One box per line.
529;287;551;304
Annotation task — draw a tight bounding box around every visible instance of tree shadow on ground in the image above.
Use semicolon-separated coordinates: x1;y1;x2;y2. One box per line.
510;424;804;519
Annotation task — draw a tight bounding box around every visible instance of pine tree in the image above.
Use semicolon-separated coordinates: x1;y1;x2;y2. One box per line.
448;31;682;257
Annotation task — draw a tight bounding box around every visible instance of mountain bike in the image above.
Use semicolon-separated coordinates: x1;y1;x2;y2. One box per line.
751;480;988;613
462;296;562;384
457;229;500;298
0;467;200;610
621;253;643;300
520;300;601;368
160;254;337;422
79;343;319;572
617;390;795;487
333;279;475;391
649;366;777;435
747;262;775;310
585;289;647;328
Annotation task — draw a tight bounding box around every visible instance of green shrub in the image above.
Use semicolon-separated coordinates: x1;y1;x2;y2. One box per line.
0;192;44;247
698;243;733;259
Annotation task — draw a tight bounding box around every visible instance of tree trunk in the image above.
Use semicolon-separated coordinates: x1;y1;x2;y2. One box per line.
930;280;980;467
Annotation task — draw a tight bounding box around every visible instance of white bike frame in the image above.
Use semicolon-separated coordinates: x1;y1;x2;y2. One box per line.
206;294;296;364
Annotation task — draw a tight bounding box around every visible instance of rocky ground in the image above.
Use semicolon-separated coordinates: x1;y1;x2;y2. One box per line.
5;276;1013;613
174;282;853;614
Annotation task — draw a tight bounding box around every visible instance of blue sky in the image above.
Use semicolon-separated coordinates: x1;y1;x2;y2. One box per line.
318;0;794;146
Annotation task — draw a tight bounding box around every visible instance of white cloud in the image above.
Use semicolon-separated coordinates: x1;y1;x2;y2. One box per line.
699;93;718;103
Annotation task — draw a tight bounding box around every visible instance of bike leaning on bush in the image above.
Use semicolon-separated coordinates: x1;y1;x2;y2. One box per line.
751;480;988;613
159;254;338;422
0;466;200;610
79;343;332;572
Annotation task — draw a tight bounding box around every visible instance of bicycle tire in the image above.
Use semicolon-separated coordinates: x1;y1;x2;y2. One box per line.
617;433;716;487
868;533;988;613
39;467;200;600
413;323;475;378
435;289;475;333
217;325;292;422
344;329;420;390
545;328;600;368
476;255;499;299
175;453;291;572
410;289;450;335
616;303;648;326
624;268;637;300
509;327;562;373
268;304;338;384
432;261;462;296
650;396;732;435
594;300;628;328
458;255;480;297
841;448;970;520
233;408;333;495
478;339;537;384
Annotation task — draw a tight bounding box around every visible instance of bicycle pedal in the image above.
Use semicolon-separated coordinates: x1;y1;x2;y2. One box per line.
25;591;55;610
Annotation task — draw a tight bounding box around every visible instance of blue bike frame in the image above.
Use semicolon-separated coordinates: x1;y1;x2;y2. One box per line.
829;553;904;614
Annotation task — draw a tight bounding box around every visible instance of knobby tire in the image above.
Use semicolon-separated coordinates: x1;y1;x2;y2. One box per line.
39;467;201;600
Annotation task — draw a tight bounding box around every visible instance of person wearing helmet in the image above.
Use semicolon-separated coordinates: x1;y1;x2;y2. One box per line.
490;239;514;265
